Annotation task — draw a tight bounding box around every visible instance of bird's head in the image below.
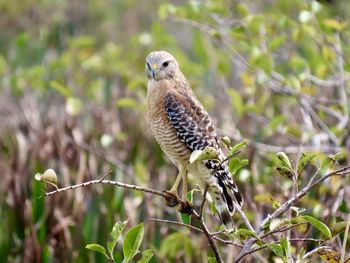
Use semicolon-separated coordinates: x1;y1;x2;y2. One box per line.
145;51;179;81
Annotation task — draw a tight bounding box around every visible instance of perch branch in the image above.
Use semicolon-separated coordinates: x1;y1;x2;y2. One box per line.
43;170;188;209
44;170;226;262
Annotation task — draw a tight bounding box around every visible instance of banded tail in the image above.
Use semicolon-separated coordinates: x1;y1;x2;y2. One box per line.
205;159;243;231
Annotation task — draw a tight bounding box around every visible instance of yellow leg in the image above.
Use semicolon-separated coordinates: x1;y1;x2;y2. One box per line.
178;169;193;214
169;166;184;194
164;166;185;207
181;170;188;200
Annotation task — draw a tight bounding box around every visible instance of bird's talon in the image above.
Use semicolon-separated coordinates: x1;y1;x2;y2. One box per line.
178;200;193;215
163;190;180;207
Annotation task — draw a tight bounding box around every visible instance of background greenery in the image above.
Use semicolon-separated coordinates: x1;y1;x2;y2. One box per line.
0;0;349;262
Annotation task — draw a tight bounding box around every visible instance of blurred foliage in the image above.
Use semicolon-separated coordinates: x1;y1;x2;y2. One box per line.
0;0;349;262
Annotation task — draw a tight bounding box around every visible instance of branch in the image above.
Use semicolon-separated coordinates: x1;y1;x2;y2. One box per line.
43;170;188;210
44;170;225;262
193;185;224;263
260;222;308;240
192;210;224;263
305;73;350;88
235;165;350;262
233;200;256;236
145;218;203;233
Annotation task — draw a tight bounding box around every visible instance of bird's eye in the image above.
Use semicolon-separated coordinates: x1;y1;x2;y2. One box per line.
146;62;151;69
162;61;169;67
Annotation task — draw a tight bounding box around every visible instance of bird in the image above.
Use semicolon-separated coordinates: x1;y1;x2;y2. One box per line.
145;51;243;230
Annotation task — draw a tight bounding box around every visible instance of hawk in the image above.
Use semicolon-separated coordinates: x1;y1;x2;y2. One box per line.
145;51;243;230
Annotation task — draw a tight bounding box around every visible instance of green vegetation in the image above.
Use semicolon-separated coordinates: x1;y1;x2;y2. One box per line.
0;0;349;262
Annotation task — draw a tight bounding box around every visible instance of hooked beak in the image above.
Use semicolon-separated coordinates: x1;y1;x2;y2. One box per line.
151;64;158;79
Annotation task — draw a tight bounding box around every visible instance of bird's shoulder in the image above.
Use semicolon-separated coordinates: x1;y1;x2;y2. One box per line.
164;89;218;151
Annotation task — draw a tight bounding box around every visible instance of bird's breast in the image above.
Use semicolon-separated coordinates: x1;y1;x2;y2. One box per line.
147;82;191;164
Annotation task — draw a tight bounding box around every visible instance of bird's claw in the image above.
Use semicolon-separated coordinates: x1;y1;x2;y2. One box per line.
163;190;180;207
178;200;193;215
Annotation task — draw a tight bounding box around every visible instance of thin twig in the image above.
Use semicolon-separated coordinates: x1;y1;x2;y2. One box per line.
234;201;255;233
145;218;203;233
192;210;224;263
301;246;333;260
43;173;188;209
305;73;350;88
44;178;167;198
260;222;308;240
44;172;225;262
300;98;339;145
99;170;113;182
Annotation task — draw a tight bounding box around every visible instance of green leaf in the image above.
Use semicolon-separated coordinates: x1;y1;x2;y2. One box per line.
266;243;285;259
301;215;332;239
269;218;290;232
268;35;287;51
280;237;290;258
327;221;348;239
123;223;144;262
181;190;193;225
160;232;194;260
107;220;128;258
297;153;317;174
276;152;293;170
220;136;231;149
230;140;247;155
228;158;249;175
316;247;349;263
275;152;295;179
276;166;294;180
189;147;218;164
231;229;260;241
189;150;203;164
85;244;109;259
137;249;153;263
208;257;216;263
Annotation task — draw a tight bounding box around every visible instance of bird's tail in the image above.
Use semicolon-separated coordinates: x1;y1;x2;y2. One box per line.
208;188;234;231
205;159;243;231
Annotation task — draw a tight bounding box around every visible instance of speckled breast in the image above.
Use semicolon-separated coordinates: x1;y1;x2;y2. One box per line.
149;110;191;165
